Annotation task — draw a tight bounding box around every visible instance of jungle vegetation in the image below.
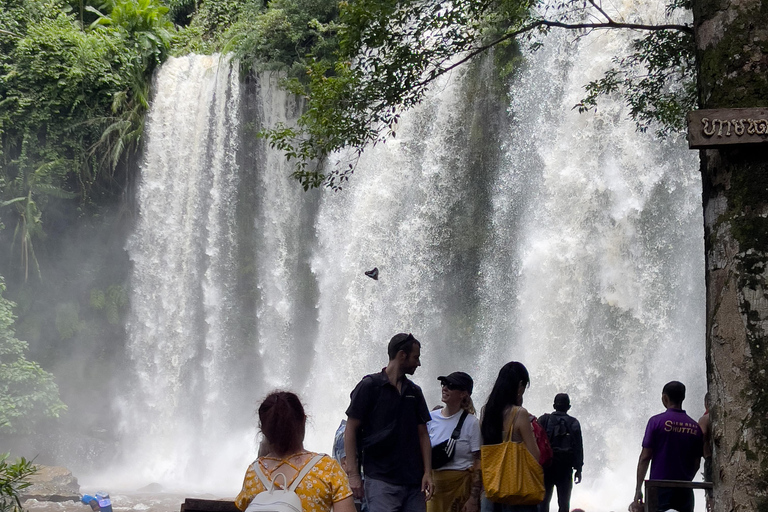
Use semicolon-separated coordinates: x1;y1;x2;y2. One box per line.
0;276;65;435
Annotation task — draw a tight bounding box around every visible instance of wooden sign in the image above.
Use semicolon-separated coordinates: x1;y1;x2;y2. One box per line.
687;108;768;148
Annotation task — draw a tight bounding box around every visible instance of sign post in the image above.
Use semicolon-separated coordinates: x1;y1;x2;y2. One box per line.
687;108;768;149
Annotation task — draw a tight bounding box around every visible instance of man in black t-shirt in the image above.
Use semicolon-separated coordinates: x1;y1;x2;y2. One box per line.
344;333;434;512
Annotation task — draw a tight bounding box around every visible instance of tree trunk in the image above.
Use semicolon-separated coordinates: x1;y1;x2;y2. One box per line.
693;0;768;510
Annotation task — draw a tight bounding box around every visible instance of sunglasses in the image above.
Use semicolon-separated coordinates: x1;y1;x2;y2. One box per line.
441;382;464;391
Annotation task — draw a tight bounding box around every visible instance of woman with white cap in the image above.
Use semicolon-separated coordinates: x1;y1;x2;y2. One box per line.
427;371;482;512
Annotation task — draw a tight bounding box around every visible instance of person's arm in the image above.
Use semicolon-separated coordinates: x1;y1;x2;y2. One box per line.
344;417;364;500
332;496;357;512
516;407;540;462
234;466;256;511
690;442;702;476
573;420;584;483
634;447;653;503
329;456;360;512
462;452;482;512
699;414;711;458
418;423;434;500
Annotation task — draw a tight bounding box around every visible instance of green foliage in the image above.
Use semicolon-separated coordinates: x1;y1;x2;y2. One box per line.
226;0;339;74
0;276;66;435
193;0;242;38
0;454;36;512
88;0;174;71
89;288;106;310
254;0;694;189
2;161;77;280
167;0;196;25
54;302;82;339
89;285;127;324
577;23;696;136
172;0;246;53
0;0;174;279
260;0;535;189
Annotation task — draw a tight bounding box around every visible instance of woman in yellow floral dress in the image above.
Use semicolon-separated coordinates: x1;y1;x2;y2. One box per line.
235;391;355;512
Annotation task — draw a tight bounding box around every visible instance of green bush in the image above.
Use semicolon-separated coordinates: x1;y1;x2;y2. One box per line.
0;454;36;512
0;276;66;435
226;0;339;74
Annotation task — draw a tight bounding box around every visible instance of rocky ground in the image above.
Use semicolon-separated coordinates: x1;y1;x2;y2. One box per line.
20;466;232;512
23;493;229;512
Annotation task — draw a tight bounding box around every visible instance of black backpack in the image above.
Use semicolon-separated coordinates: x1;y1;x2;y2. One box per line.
544;415;573;456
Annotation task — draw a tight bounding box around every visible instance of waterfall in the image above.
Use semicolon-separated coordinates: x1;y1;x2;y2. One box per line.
116;7;704;509
119;54;255;488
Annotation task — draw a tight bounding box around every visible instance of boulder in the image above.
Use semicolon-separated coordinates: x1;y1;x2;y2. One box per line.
136;482;164;493
21;465;80;502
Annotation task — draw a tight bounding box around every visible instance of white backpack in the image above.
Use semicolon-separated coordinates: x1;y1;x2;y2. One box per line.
244;454;323;512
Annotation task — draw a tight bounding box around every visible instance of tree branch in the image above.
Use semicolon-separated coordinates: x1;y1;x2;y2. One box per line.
414;18;693;90
588;0;615;23
0;28;20;38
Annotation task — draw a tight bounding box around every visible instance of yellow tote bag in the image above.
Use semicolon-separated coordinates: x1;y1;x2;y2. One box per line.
480;408;545;505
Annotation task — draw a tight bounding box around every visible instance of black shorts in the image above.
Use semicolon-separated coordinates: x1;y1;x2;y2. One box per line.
656;487;693;512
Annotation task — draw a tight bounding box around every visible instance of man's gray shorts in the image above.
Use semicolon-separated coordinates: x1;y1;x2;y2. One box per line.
364;477;426;512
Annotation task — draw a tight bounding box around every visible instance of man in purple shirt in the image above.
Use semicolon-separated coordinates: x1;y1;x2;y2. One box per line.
633;381;704;512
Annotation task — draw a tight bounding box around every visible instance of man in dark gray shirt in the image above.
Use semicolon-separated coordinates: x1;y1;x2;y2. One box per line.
344;333;434;512
538;393;584;512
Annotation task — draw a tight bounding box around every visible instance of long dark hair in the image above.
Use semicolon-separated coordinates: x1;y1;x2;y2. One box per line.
258;391;306;456
480;362;530;445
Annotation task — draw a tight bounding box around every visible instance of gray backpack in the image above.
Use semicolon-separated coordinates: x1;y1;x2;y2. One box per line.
244;454;323;512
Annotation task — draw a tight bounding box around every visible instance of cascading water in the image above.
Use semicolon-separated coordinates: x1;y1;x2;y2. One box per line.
118;54;256;488
115;4;705;509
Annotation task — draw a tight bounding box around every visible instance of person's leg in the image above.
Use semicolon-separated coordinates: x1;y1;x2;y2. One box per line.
480;495;498;512
364;477;407;512
655;488;693;512
668;488;694;512
553;466;573;512
402;484;427;512
538;469;555;512
482;497;533;512
656;488;672;512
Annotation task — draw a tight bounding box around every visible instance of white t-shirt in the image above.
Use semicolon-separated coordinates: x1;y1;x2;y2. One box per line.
427;409;481;471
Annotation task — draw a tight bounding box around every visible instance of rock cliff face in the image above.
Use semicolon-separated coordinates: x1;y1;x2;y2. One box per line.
22;465;80;502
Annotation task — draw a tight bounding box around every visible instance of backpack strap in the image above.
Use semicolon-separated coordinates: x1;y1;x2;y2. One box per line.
560;417;572;436
450;410;469;440
288;454;324;492
251;454;324;492
359;374;398;450
444;410;470;456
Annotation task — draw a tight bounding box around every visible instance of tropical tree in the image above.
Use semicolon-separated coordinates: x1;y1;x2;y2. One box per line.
85;0;175;173
1;161;76;281
0;275;66;434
